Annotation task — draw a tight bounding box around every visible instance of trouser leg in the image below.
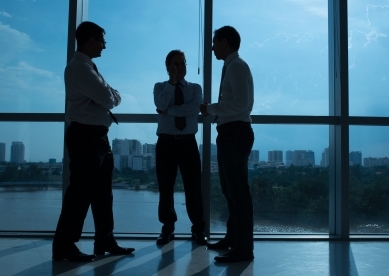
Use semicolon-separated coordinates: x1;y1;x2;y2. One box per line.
156;137;178;233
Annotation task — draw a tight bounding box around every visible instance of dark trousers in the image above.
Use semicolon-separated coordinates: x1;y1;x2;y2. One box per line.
156;135;205;234
216;121;255;251
54;122;114;244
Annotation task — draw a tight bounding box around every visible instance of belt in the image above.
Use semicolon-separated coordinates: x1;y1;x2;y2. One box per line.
70;121;108;132
216;121;251;132
158;134;195;139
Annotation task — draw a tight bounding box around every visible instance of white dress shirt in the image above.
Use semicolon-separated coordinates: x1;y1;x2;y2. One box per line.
207;52;254;126
154;79;203;135
65;51;121;127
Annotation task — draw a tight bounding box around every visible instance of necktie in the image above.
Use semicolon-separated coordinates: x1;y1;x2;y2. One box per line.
174;82;186;131
213;65;226;124
92;64;119;125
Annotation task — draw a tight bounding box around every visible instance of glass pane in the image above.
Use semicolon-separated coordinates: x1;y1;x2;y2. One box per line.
0;122;64;231
82;123;204;234
213;0;329;115
210;125;329;234
349;126;389;234
0;1;68;113
348;1;389;116
88;1;203;114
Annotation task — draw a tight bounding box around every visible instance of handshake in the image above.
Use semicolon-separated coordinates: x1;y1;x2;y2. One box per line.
199;102;210;116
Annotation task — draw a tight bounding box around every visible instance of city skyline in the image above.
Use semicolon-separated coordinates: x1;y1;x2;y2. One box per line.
2;138;388;169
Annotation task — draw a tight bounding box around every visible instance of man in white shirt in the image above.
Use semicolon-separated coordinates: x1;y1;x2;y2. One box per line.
154;50;207;246
200;26;255;263
52;21;134;262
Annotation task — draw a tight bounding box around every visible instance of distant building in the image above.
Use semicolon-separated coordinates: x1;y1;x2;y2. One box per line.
364;157;389;167
268;150;282;163
306;150;315;166
292;150;315;166
321;147;329;167
49;158;56;164
249;150;260;162
143;143;156;155
10;141;25;163
349;151;362;166
286;150;294;166
0;143;5;162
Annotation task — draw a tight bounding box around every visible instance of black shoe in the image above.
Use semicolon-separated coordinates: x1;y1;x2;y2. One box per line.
156;232;174;245
207;238;233;250
94;234;135;255
192;232;208;245
214;249;254;263
52;243;95;262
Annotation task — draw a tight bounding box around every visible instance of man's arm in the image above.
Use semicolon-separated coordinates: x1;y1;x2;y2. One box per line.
69;64;121;109
167;84;202;117
154;82;174;112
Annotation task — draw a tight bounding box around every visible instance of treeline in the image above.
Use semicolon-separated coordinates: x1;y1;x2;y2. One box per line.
0;164;51;182
210;165;389;228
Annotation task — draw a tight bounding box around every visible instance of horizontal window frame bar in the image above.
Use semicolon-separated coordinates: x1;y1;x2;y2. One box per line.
1;113;388;126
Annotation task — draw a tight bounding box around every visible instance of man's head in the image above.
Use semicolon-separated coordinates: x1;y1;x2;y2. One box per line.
165;50;187;82
75;21;106;59
212;26;241;60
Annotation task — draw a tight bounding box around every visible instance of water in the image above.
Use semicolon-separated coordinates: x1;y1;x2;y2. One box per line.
0;188;223;233
1;188;387;234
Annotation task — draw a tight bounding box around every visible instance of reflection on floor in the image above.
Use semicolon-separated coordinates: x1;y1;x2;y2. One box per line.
0;237;388;275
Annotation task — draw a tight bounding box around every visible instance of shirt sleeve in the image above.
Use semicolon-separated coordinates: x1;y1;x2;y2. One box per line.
167;84;202;117
207;62;250;116
154;82;175;111
70;64;121;109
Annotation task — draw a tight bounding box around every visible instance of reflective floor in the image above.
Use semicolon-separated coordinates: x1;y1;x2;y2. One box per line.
0;237;388;276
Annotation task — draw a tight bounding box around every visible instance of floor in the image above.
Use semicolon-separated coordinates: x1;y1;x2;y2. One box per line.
0;237;388;276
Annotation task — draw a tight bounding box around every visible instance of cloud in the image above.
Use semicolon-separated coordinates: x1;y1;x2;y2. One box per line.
0;21;40;63
0;11;12;18
0;61;61;94
287;0;328;18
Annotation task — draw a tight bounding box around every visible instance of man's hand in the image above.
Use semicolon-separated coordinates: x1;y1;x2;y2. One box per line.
168;65;177;85
200;102;210;116
156;109;167;114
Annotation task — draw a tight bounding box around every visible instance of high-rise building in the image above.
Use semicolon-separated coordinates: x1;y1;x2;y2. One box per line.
0;143;5;162
10;141;25;163
321;147;329;167
294;150;306;166
286;150;294;166
306;150;315;166
349;151;362;166
268;150;282;163
249;150;260;162
143;143;156;155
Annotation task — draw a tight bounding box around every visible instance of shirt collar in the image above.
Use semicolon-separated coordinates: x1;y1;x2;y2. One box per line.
224;51;239;67
176;79;188;87
74;51;95;67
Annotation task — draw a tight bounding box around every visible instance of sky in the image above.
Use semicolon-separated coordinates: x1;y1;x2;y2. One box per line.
0;0;388;163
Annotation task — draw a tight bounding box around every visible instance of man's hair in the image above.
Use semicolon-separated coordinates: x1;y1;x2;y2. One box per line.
214;26;241;51
75;21;105;47
165;50;186;70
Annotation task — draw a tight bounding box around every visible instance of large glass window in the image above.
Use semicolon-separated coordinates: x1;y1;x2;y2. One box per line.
349;126;389;234
211;125;329;234
0;1;68;113
213;0;329;115
0;122;64;231
88;0;204;114
348;1;389;116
